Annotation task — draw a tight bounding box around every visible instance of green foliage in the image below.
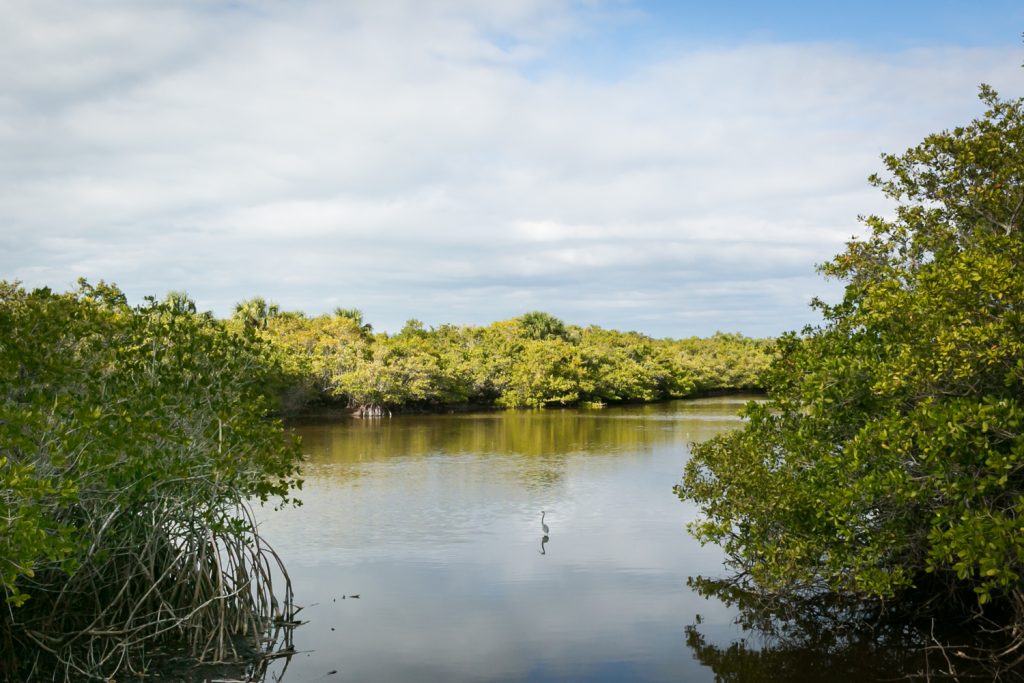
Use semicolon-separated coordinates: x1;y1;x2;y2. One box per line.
163;289;198;315
1;280;301;676
497;338;590;408
516;311;569;341
578;327;681;402
334;306;374;335
337;332;456;408
232;296;282;330
670;332;773;394
259;312;369;410
679;87;1024;611
244;304;770;413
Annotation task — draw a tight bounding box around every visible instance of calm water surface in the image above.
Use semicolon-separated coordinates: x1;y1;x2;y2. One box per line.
259;397;751;682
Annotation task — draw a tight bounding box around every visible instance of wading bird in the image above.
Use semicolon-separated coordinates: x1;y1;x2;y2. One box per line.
541;511;549;535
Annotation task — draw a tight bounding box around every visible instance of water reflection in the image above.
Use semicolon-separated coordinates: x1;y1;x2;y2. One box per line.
253;396;1010;682
291;399;744;464
685;576;1023;682
259;397;753;682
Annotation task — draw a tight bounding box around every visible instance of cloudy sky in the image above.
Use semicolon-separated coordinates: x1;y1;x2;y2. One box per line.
2;1;1021;337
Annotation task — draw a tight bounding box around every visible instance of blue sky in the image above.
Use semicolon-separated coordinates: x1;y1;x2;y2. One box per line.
535;1;1024;77
630;1;1022;47
1;1;1020;337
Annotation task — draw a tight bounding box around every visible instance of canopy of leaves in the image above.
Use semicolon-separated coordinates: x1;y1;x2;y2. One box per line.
0;280;301;677
243;306;771;412
679;87;1024;615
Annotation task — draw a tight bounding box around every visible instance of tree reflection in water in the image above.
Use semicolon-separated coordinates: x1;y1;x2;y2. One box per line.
683;577;1024;682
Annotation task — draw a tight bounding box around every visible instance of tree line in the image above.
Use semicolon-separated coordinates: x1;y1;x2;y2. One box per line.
227;305;772;414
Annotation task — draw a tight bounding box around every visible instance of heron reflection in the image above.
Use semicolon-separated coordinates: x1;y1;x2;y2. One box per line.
540;534;549;555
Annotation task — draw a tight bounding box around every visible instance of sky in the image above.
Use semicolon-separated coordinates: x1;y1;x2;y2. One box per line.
2;1;1021;338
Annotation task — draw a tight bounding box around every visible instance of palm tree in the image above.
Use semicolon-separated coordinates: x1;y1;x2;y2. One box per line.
233;297;280;330
334;307;373;335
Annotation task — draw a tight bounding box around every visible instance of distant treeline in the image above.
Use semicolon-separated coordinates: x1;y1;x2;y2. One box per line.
229;300;773;414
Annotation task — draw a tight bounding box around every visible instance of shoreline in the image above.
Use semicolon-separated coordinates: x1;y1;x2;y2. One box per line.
280;387;766;423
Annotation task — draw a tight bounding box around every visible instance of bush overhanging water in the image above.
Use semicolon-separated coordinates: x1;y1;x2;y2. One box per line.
1;281;302;681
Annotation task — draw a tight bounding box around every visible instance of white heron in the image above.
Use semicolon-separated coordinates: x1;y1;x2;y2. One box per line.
540;511;549;535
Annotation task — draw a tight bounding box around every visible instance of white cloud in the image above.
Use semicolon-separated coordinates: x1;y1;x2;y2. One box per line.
0;1;1019;336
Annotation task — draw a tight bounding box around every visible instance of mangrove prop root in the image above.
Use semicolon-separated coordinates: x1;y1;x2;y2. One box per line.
1;497;297;682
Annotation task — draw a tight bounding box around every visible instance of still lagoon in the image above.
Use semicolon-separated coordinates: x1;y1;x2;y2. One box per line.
259;397;754;682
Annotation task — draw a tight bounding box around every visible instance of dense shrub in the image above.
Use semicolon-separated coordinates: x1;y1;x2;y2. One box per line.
678;87;1024;665
244;310;771;413
1;280;301;680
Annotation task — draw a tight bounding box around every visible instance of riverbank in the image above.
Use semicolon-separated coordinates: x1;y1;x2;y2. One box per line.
282;387;768;422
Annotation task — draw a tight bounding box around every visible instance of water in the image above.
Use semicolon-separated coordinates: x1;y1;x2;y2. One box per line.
258;397;752;682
